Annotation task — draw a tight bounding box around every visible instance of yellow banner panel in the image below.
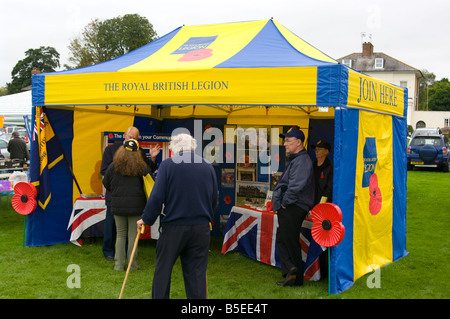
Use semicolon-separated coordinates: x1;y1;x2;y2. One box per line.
227;114;310;127
72;111;134;202
353;110;393;281
347;70;405;117
44;67;318;107
161;105;332;123
162;104;231;118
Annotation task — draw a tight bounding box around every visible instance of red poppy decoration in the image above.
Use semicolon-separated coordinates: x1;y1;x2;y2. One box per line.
266;201;273;211
178;49;213;62
223;195;232;205
311;203;345;247
369;173;382;215
11;182;37;216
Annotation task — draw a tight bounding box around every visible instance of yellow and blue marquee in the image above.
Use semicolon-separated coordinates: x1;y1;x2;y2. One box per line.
29;19;408;294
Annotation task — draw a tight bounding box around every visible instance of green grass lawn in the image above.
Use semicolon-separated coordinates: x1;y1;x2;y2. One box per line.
0;169;449;299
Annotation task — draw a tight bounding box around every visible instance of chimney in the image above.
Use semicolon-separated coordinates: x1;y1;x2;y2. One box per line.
362;42;373;57
31;68;40;75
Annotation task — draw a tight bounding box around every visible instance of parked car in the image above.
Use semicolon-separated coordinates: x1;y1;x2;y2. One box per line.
407;133;449;172
0;138;10;158
410;127;442;139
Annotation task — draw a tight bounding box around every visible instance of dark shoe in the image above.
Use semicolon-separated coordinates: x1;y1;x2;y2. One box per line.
105;256;114;261
276;267;298;286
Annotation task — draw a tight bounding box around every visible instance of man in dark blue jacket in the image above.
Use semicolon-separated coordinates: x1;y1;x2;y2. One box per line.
138;133;218;299
7;131;29;160
273;127;314;287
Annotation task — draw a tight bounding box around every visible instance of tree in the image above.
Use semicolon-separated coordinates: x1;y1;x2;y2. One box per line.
98;14;157;60
418;69;436;111
0;87;8;96
427;78;450;111
67;14;157;69
7;46;60;94
66;19;104;69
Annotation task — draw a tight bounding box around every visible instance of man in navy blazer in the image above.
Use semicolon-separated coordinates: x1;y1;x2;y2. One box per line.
138;133;218;299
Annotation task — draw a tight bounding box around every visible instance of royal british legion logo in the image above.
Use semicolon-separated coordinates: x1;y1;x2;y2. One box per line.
172;36;218;54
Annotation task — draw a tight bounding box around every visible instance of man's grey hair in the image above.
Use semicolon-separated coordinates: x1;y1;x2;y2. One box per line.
169;133;197;155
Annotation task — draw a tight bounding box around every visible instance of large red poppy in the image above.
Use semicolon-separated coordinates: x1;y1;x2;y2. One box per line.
369;173;382;215
11;182;37;215
311;203;345;247
178;49;213;61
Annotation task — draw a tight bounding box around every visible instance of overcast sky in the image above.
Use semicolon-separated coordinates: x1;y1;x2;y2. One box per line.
1;0;449;87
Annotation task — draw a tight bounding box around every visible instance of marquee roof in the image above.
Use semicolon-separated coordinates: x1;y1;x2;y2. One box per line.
32;19;406;123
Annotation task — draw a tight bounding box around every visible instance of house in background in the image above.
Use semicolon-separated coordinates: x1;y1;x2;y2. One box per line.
337;41;443;130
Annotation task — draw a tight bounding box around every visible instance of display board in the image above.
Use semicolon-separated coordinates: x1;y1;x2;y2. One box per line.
103;131;172;163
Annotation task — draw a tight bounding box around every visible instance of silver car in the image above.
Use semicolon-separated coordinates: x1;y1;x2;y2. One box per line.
0;138;10;158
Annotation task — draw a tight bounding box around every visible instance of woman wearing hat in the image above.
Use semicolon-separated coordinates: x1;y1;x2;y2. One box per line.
103;139;149;271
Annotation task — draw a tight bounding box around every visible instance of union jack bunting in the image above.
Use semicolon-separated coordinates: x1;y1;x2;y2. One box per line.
221;206;325;280
67;197;106;246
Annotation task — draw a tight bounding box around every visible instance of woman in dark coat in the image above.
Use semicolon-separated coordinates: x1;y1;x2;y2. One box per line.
103;139;147;271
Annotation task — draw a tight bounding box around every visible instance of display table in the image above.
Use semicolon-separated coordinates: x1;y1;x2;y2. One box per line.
67;197;159;246
221;205;325;280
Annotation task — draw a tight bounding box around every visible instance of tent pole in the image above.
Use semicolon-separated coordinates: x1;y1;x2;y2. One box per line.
22;216;26;247
328;247;331;296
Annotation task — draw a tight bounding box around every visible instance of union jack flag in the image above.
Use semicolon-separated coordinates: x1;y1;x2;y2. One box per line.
222;206;278;267
221;206;325;280
67;197;106;246
32;107;44;142
300;218;326;280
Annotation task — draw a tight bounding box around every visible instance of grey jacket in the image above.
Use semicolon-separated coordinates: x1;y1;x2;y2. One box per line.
272;149;315;212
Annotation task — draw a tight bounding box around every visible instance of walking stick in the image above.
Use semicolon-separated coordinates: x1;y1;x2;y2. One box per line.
119;224;145;299
206;222;212;299
206;273;209;299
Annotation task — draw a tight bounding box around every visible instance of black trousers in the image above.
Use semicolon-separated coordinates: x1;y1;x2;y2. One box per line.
276;205;308;285
102;206;116;258
152;223;210;299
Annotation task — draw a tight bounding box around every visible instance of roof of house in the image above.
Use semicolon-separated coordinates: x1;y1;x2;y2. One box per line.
338;43;422;77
